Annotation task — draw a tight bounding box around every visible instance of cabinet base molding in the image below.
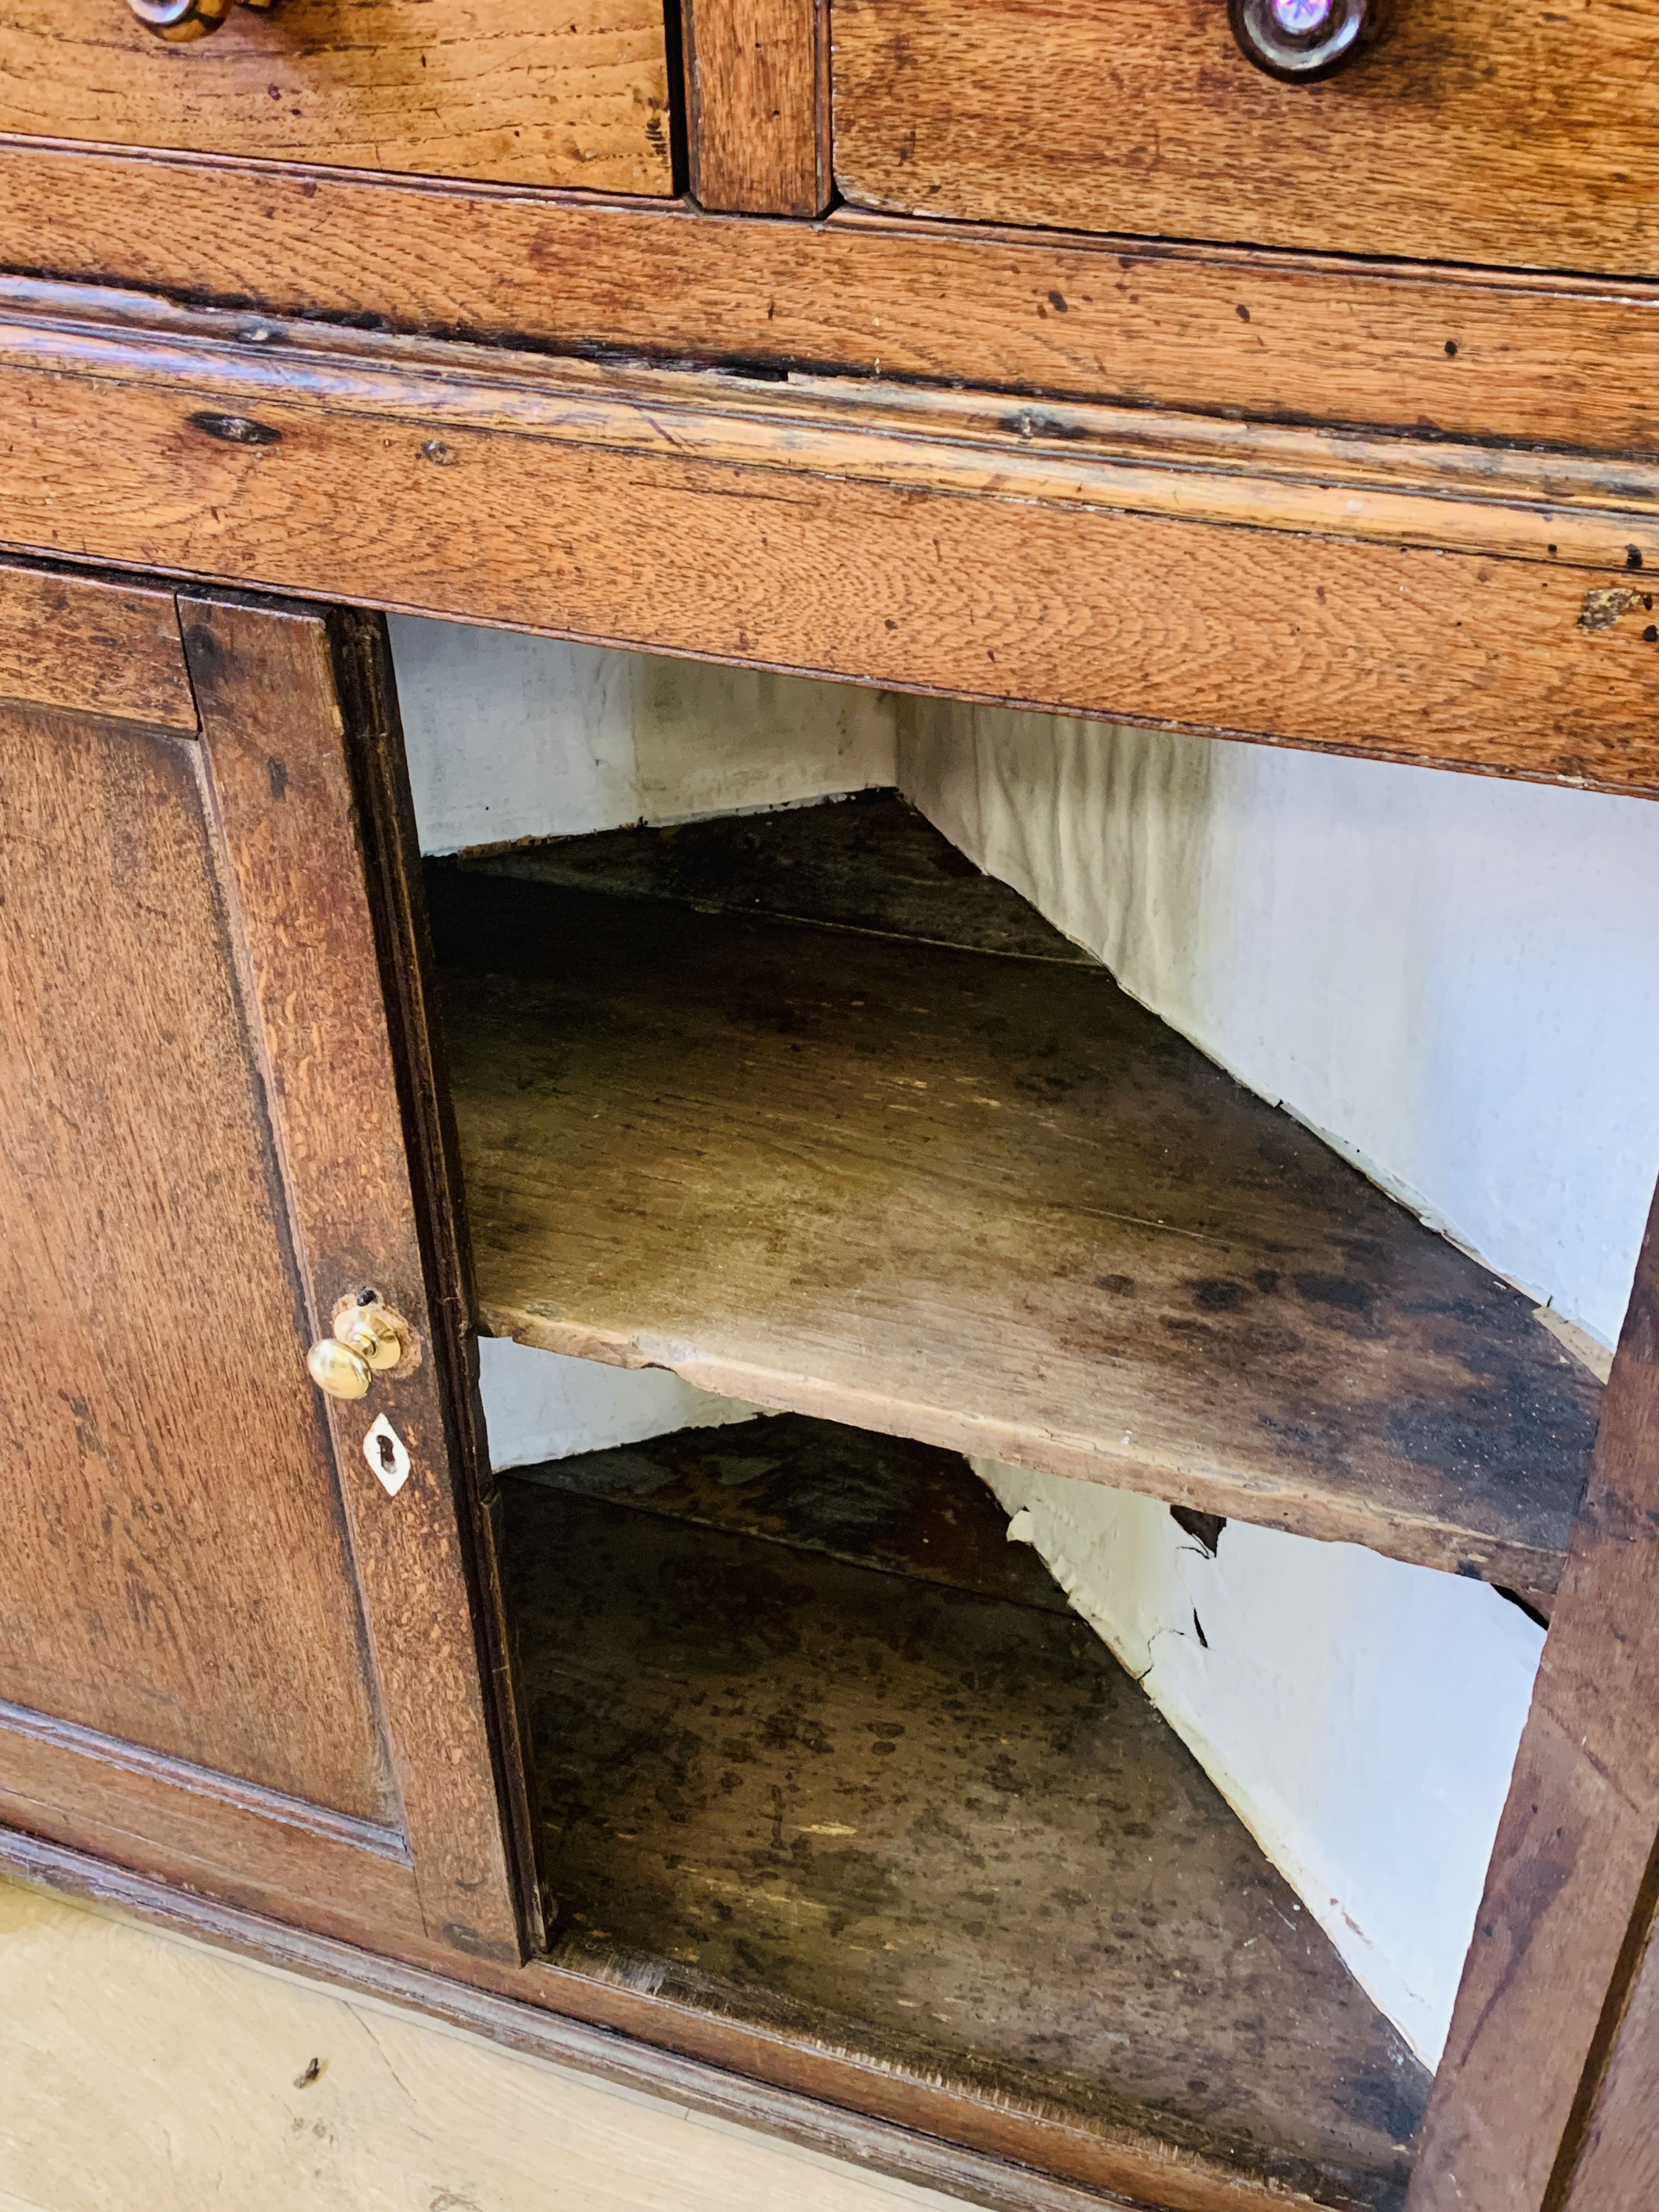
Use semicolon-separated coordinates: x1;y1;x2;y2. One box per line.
5;277;1659;795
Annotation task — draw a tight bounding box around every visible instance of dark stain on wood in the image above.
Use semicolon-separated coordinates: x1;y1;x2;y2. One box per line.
501;1442;1429;2209
428;808;1601;1591
455;791;1093;966
506;1409;1071;1612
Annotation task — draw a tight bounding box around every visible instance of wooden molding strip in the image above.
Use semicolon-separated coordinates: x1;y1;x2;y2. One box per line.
3;277;1659;793
3;274;1655;572
0;1698;411;1862
5;142;1659;452
0;1822;1333;2212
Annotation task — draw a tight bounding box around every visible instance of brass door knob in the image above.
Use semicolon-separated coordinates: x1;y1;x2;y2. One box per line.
306;1294;415;1402
127;0;274;43
1228;0;1382;81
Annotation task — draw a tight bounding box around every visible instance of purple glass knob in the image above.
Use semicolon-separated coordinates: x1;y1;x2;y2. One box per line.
1228;0;1381;81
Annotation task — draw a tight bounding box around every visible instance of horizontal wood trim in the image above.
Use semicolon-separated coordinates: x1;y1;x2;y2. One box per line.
0;561;194;728
0;1699;411;1862
5;145;1659;453
6;277;1658;571
1;1824;1341;2212
0;1719;423;1951
2;281;1658;793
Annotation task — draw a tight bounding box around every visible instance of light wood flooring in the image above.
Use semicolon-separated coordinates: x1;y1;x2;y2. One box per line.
0;1874;968;2212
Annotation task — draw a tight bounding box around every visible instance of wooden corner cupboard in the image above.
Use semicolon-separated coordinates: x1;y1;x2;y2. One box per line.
3;5;1659;2208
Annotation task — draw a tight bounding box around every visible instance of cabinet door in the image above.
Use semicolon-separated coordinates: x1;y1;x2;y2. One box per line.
0;561;524;1966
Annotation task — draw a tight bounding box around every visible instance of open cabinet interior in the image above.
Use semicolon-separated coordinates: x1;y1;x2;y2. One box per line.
418;776;1604;2210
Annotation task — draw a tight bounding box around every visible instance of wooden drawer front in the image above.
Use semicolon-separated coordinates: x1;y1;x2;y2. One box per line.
832;0;1659;280
0;0;671;195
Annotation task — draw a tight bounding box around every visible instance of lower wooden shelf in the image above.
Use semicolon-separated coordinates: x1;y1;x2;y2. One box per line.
428;795;1601;1592
501;1415;1427;2211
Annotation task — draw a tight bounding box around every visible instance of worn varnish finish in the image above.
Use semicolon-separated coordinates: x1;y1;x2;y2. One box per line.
7;290;1659;794
184;596;524;1963
326;608;546;1961
1408;1187;1659;2212
834;0;1659;281
504;1463;1427;2212
428;862;1600;1590
0;561;526;1974
0;564;195;731
684;0;829;213
0;682;392;1817
0;0;672;194
8;153;1659;456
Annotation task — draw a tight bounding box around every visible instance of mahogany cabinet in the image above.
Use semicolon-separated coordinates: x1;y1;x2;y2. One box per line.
3;2;1659;2208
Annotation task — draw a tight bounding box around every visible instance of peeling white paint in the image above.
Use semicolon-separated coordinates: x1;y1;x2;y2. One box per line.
476;1338;763;1470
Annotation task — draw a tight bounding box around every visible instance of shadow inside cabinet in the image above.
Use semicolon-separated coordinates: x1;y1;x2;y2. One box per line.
409;791;1580;2208
501;1414;1427;2210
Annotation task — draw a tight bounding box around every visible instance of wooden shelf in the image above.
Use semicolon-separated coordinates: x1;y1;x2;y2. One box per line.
430;797;1601;1594
503;1414;1428;2211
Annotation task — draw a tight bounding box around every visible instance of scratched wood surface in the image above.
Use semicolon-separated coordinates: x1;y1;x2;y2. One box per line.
0;0;672;195
188;597;524;1962
834;0;1659;281
1406;1181;1659;2212
428;827;1602;1591
504;1457;1429;2211
7;156;1659;455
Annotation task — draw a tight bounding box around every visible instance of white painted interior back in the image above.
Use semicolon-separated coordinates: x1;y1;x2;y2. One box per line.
392;622;1658;2069
896;699;1658;2063
395;616;898;854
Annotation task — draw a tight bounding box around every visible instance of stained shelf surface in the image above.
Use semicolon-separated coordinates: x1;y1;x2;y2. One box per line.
431;794;1600;1590
504;1414;1428;2210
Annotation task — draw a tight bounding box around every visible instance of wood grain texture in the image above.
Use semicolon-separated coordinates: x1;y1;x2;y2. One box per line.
833;0;1659;280
0;1832;1170;2212
185;596;523;1965
1406;1180;1659;2212
1555;1900;1659;2210
0;0;672;194
325;606;546;1957
685;0;829;213
428;868;1600;1591
0;565;194;729
0;1708;424;1956
5;287;1659;793
0;691;392;1818
8;151;1659;456
509;1472;1426;2212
